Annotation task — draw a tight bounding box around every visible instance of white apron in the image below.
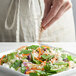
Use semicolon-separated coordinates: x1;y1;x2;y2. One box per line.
4;0;76;42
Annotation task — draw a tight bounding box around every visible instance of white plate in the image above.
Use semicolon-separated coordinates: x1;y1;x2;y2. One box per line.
0;45;76;76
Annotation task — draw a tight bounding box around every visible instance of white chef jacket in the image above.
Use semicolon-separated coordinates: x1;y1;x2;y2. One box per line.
0;0;75;42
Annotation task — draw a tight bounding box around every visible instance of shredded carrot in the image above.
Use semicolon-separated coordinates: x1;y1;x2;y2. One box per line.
26;71;34;74
42;68;44;71
38;48;41;58
41;45;50;49
43;61;46;66
31;68;37;70
0;55;5;65
22;54;29;56
68;61;71;68
16;55;19;57
31;67;43;70
31;67;41;70
1;55;5;60
34;57;43;63
17;46;26;50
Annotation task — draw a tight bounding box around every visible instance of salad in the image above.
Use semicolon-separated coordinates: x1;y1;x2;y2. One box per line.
0;45;76;76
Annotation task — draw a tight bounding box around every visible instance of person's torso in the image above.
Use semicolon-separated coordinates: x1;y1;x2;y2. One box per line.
0;0;75;42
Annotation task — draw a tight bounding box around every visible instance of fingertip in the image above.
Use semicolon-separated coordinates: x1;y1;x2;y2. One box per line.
41;22;48;30
41;22;45;28
42;26;46;30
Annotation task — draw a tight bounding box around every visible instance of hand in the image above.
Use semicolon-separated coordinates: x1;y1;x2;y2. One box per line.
41;0;72;30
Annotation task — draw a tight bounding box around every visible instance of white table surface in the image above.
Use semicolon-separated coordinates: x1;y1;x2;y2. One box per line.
0;42;76;76
0;42;76;54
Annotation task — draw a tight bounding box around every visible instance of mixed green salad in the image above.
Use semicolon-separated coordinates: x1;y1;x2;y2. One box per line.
0;45;76;76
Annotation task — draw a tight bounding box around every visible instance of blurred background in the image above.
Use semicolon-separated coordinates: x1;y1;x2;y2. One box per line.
71;0;76;39
0;0;76;42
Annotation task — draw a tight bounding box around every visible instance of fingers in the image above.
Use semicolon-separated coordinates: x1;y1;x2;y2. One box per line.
43;0;53;19
42;0;64;28
43;1;72;30
64;1;72;12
